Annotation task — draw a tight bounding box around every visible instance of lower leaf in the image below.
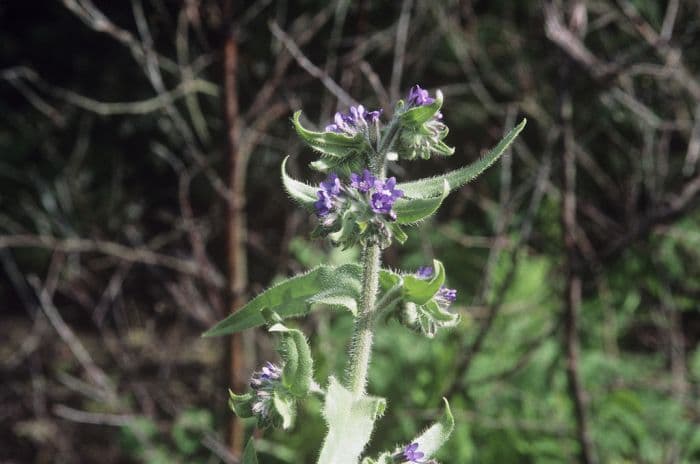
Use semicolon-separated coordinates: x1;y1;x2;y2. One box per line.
317;378;386;464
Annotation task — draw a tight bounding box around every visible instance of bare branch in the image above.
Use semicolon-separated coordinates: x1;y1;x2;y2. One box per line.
0;234;223;287
269;21;358;107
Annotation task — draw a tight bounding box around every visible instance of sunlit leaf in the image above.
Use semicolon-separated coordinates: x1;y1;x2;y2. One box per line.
317;377;386;464
397;119;526;198
203;264;362;337
394;180;449;224
269;322;314;397
281;156;317;208
292;110;370;158
402;260;445;305
400;90;444;126
412;398;455;458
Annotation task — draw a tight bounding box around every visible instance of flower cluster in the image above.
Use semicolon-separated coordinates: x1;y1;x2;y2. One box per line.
399;85;452;160
313;170;404;248
325;105;382;136
415;266;457;311
249;362;282;419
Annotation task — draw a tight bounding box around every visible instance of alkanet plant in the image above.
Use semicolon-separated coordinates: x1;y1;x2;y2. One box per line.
204;85;526;463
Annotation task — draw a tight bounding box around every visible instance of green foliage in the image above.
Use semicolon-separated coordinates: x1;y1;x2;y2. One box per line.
292;111;371;174
203;264;362;337
393;181;449;224
243;439;260;464
402;260;445;305
269;322;314;397
281;156;317;209
317;378;386;464
412;398;455;458
397;119;526;198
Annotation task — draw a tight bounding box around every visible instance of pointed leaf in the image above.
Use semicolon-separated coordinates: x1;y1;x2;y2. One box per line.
317;378;386;464
400;90;444;126
390;222;408;244
413;398;455;458
293;110;370;158
394;180;449;224
379;269;402;291
242;438;259;464
397;119;526;198
402;260;445;305
281;156;317;208
272;391;296;430
228;390;254;418
269;322;314;397
308;289;359;315
361;454;394;464
203;264;362;337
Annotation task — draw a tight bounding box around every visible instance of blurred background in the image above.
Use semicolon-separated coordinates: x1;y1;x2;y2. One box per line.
2;0;700;462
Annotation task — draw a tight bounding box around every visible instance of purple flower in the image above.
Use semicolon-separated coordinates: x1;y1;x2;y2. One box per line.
350;169;377;193
249;362;282;418
369;177;403;220
250;362;282;388
435;286;457;311
402;443;425;463
407;85;435;107
364;108;383;124
375;177;404;201
325;105;383;134
320;173;341;196
315;173;342;217
415;266;434;279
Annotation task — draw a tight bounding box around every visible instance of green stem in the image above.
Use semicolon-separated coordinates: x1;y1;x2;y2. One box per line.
342;116;404;397
344;242;381;396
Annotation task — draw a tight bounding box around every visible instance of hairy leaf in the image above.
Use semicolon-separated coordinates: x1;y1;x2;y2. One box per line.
412;398;455;458
397;119;527;198
399;90;444;126
228;390;254;418
402;260;445;305
203;264;361;337
317;378;386;464
292;110;370;158
281;156;317;208
272;391;296;430
242;438;259;464
394;180;449;224
269;322;314;397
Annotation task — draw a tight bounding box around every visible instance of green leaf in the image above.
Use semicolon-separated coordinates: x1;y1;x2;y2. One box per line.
379;269;402;291
228;390;254;418
361;454;393;464
402;260;445;305
415;300;460;338
389;222;408;244
269;322;314;397
412;398;455;459
281;156;317;208
394;180;449;224
400;90;444;126
203;264;362;337
317;377;386;464
242;438;259;464
397;119;526;198
292;110;370;158
308;289;359;315
272;391;297;430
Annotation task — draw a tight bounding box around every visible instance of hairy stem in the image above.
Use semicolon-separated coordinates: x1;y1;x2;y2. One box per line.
342;122;396;396
344;242;381;396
